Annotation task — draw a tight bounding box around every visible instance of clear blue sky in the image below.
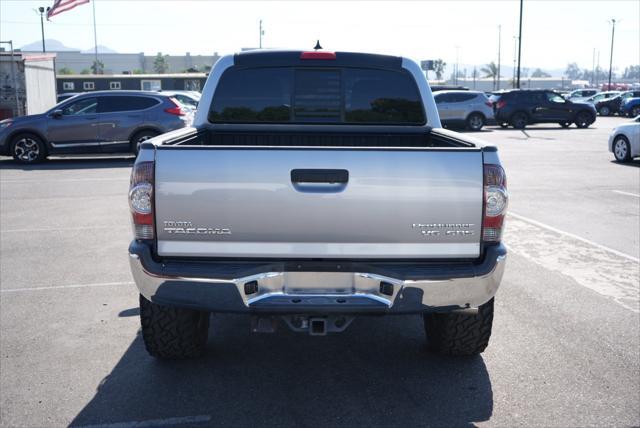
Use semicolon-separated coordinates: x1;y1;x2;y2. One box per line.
1;0;638;73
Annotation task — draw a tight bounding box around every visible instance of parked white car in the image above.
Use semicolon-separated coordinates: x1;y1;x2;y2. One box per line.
434;90;495;131
609;116;640;162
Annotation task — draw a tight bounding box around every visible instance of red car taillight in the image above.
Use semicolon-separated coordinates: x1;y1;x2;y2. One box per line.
164;98;186;116
485;101;493;108
496;100;506;109
129;161;155;240
482;164;508;242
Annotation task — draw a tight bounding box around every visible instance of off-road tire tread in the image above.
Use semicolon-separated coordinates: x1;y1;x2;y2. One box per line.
424;298;494;356
139;294;209;359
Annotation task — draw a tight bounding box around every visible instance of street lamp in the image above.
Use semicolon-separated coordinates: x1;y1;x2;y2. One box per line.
608;19;617;90
37;7;50;53
516;0;523;88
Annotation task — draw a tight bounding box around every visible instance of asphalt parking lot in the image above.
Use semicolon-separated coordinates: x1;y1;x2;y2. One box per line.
1;116;638;427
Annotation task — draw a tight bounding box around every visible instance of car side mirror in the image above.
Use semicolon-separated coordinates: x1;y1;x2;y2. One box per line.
51;109;63;118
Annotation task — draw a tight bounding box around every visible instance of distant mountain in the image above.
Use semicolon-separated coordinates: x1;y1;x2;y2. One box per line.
82;45;117;54
20;39;78;52
19;39;117;54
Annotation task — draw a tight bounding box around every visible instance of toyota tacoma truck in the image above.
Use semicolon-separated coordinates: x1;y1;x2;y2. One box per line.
128;50;508;359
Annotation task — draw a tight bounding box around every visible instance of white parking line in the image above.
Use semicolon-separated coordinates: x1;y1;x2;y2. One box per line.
508;212;639;263
1;226;129;233
612;190;640;198
74;415;211;428
506;213;640;313
1;281;134;293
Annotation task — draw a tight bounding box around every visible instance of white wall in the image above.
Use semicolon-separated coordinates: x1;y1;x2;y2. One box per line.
24;57;57;115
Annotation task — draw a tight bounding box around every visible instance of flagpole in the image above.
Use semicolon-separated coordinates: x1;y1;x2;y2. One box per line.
92;0;98;73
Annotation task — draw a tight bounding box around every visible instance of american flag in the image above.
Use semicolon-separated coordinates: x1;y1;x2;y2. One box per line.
47;0;90;19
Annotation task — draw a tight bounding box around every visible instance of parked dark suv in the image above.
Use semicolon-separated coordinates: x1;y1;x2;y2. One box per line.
0;91;191;163
595;90;640;116
493;90;597;129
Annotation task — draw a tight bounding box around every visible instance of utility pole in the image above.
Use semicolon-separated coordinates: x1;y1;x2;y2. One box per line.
455;45;460;85
259;20;264;49
608;19;616;89
596;50;600;86
592;48;595;86
512;36;517;88
497;25;501;90
516;0;524;88
37;7;49;52
92;0;99;73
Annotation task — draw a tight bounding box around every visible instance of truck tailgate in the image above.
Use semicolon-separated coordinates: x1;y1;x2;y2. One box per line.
154;148;483;259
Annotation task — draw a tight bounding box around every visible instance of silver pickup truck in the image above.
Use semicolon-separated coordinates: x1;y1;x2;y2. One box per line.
128;50;508;359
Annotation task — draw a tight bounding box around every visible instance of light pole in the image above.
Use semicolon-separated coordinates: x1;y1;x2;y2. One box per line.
608;19;616;89
516;0;524;88
259;20;264;49
37;7;50;53
455;45;460;85
512;36;518;88
497;25;501;90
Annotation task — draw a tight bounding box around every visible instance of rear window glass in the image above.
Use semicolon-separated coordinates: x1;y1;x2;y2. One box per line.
209;67;425;125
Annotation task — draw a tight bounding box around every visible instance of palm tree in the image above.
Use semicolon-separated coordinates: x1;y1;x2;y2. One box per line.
481;62;499;90
433;59;446;81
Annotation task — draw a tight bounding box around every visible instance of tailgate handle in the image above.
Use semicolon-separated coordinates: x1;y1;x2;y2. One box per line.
291;169;349;184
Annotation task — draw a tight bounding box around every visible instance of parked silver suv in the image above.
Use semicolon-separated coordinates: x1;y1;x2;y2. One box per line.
0;91;192;163
434;90;494;131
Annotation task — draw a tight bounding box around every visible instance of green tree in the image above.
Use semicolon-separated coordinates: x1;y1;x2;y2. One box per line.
623;65;640;80
80;68;91;75
531;68;551;78
481;61;499;90
58;67;74;75
90;60;104;74
433;59;446;80
132;69;144;75
153;53;169;74
565;62;581;80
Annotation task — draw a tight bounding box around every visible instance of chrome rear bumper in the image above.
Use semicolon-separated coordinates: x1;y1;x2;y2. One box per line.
129;242;506;314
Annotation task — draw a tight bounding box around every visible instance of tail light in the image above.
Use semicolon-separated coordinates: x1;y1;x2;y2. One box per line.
485;101;493;108
496;99;506;109
300;51;336;60
164;98;186;116
482;164;508;242
129;160;155;240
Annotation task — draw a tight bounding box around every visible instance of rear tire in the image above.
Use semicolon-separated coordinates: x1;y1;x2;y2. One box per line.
139;294;210;359
613;136;632;162
510;112;528;129
131;130;159;155
574;111;593;128
631;106;640;117
466;113;485;131
424;298;495;356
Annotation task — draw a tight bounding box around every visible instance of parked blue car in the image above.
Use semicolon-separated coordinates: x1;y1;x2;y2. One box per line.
620;97;640;117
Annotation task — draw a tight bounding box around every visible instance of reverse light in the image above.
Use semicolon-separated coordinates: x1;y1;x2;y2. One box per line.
129;161;155;240
482;164;508;242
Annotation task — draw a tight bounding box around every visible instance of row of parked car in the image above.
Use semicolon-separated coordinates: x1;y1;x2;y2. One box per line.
563;88;640;117
0;85;637;163
435;88;598;131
